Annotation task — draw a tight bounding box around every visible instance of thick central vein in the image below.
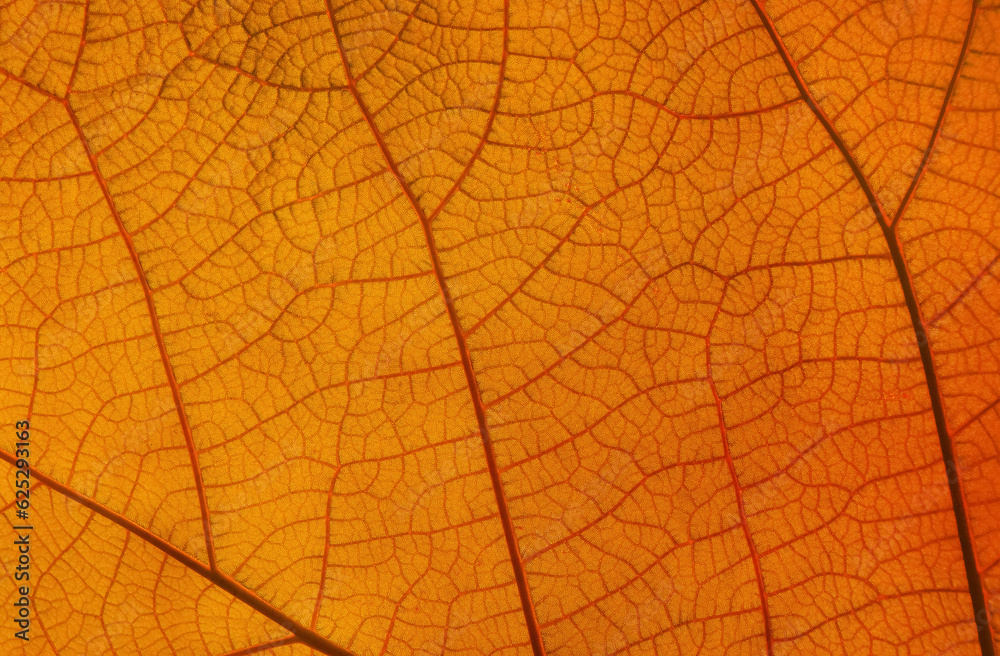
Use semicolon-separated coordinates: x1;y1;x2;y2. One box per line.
748;3;995;655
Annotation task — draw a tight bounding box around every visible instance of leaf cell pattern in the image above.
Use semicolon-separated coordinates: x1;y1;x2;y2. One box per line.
0;0;997;654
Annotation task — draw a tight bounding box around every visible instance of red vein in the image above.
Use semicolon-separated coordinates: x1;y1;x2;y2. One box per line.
928;253;1000;327
953;398;1000;437
463;207;592;338
891;2;981;229
0;65;63;101
706;304;774;653
61;100;218;571
98;531;128;656
0;172;91;183
188;53;348;93
64;0;88;96
354;0;423;81
494;91;802;122
749;3;995;654
425;12;508;224
311;474;338;631
0;449;353;656
323;5;546;656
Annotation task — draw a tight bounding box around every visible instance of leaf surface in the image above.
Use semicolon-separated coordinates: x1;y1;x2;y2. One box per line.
0;0;997;654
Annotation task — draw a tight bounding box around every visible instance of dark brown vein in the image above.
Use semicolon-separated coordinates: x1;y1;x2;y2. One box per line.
0;449;353;656
749;3;995;654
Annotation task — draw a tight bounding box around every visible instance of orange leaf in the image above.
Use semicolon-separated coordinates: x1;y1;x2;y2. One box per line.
1;0;997;654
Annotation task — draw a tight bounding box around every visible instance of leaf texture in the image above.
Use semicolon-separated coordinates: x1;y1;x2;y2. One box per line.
0;0;997;654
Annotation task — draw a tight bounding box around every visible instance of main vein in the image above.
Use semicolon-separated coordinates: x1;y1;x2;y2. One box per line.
748;3;995;654
321;4;547;655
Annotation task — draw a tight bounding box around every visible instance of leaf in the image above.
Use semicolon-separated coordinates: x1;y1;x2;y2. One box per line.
0;0;997;654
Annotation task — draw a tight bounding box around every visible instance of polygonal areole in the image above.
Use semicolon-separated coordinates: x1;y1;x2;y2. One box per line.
0;0;997;654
